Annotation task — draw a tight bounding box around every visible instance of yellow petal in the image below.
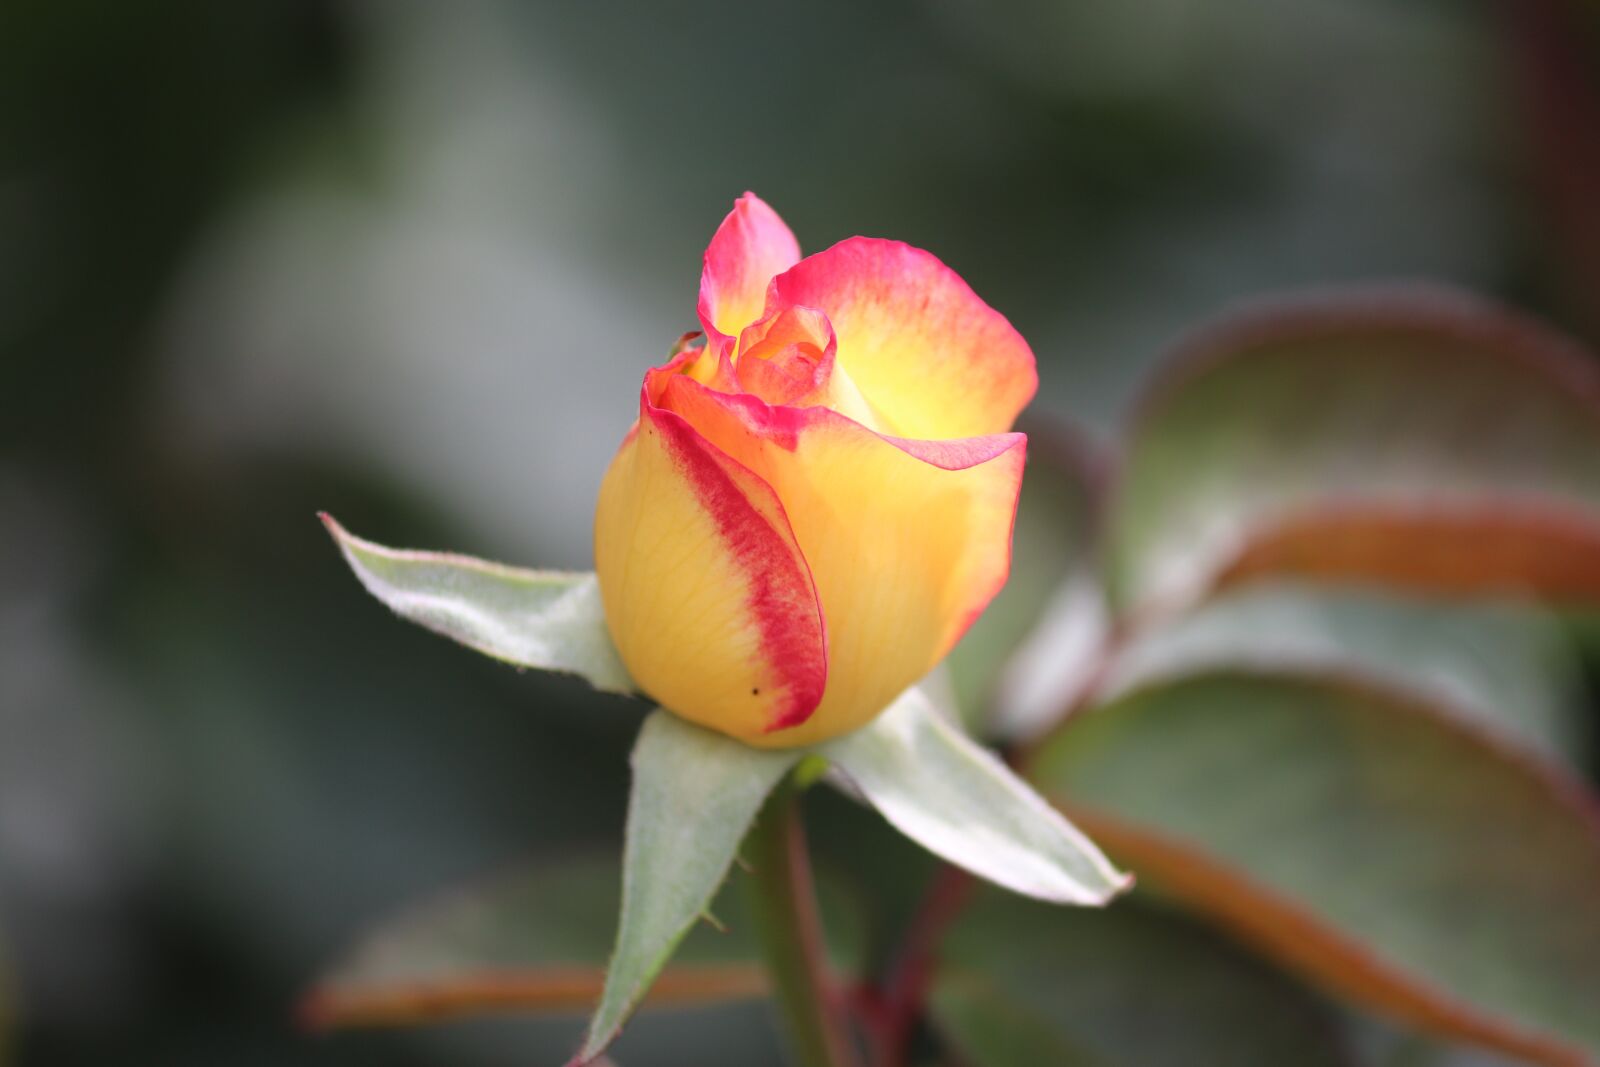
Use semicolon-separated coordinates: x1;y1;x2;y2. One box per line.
768;237;1037;440
657;377;1026;746
594;398;827;741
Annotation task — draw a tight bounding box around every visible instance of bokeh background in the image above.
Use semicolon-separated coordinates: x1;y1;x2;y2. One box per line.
3;0;1597;1064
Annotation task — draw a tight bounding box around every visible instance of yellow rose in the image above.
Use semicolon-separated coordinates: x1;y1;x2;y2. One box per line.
595;194;1036;746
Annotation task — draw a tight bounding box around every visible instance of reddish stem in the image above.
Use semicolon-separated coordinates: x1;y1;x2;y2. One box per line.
866;864;978;1067
746;783;864;1067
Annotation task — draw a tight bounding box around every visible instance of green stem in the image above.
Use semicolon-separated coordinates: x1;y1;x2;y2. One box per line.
744;778;863;1067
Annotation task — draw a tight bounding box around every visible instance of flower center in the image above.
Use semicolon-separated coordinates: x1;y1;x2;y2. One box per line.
733;306;836;407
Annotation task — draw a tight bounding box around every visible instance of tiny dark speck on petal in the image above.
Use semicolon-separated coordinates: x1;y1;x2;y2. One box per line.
752;688;760;696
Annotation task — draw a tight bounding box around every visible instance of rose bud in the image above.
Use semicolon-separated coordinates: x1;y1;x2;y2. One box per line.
595;194;1036;746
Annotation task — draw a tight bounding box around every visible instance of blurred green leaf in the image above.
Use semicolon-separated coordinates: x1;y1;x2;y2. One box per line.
1097;583;1583;761
303;856;766;1029
946;421;1105;737
1105;288;1600;618
321;514;634;693
578;711;798;1065
934;978;1109;1067
930;889;1348;1067
1032;674;1600;1066
822;687;1129;905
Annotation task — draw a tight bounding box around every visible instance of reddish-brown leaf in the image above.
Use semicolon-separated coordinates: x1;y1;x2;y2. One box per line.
301;963;769;1030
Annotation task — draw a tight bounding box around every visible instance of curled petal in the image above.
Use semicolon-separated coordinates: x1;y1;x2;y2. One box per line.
698;193;802;346
656;377;1026;746
594;395;827;739
768;237;1037;439
735;306;836;406
727;305;878;428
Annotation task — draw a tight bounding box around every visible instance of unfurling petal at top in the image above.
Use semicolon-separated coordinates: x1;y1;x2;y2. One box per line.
593;395;827;740
768;237;1037;440
698;192;802;346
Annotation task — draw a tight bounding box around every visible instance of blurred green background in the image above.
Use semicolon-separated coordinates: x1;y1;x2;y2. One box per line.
2;0;1597;1064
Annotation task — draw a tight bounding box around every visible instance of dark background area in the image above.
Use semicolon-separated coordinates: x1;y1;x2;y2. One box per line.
2;0;1598;1064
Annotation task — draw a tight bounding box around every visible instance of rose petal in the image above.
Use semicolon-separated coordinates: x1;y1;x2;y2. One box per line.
768;237;1037;439
698;192;802;346
734;305;834;407
655;377;1026;746
594;392;827;738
